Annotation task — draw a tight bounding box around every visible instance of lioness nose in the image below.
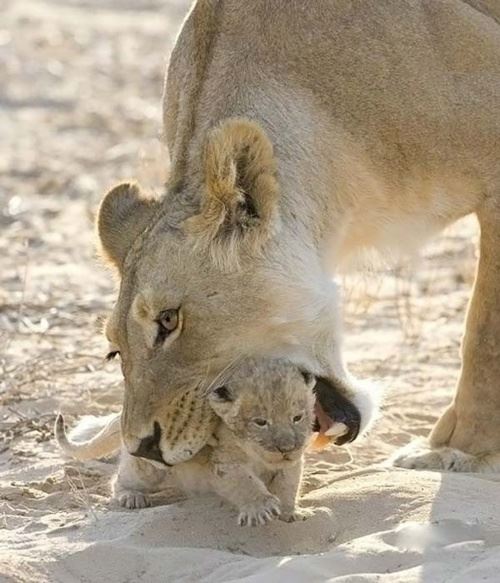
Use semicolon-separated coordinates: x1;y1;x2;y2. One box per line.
130;422;170;466
277;443;296;454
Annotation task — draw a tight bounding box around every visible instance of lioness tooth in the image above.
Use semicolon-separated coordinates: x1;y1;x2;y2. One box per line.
324;422;348;437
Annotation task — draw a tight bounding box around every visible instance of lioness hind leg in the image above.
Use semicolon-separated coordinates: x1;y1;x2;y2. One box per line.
393;203;500;472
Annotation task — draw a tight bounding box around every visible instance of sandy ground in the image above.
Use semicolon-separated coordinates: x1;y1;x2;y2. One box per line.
2;1;500;582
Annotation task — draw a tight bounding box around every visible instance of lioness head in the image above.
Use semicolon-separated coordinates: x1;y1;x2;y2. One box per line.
98;119;313;465
208;359;316;467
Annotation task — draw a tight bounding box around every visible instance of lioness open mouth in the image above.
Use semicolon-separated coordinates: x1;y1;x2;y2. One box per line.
313;377;361;445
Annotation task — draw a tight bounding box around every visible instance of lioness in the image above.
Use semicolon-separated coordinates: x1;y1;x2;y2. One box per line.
56;359;317;525
97;1;500;472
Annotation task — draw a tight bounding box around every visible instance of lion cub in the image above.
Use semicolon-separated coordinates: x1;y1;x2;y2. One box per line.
56;359;316;525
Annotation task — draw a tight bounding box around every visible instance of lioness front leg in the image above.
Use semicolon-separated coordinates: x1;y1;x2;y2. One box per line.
209;463;281;526
268;459;313;522
113;447;169;509
394;203;500;472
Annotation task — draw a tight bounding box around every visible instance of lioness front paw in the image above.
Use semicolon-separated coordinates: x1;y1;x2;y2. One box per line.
116;491;152;509
237;496;281;527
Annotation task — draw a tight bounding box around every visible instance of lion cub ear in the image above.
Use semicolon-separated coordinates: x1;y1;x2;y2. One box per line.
97;182;159;270
300;371;317;391
185;119;280;266
208;385;237;418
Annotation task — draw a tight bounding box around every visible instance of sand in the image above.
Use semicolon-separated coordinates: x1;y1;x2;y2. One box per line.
2;1;500;581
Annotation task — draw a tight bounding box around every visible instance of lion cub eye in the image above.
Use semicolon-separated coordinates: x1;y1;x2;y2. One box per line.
252;417;268;428
293;414;304;423
154;308;181;346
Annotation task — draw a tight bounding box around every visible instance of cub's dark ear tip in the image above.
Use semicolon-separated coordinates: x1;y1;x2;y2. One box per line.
300;370;316;388
211;386;233;402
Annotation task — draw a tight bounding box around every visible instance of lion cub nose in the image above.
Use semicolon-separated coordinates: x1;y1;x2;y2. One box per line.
130;422;170;466
276;443;296;454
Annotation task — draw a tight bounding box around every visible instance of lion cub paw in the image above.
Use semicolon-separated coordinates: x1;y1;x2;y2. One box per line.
237;496;281;527
279;506;317;523
116;491;152;510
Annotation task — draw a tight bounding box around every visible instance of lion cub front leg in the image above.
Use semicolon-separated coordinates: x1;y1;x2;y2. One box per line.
268;459;312;522
209;463;281;526
113;447;169;509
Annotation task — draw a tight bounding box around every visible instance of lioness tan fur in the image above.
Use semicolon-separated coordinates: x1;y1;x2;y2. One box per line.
96;0;500;472
56;359;317;525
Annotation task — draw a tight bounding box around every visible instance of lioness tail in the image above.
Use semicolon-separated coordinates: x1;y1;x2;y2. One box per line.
55;412;121;460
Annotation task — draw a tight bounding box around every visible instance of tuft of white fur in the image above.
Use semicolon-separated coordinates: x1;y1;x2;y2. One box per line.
345;375;384;440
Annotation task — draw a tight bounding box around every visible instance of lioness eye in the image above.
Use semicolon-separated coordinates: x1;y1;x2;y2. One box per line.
293;414;303;423
155;308;180;345
252;418;268;427
158;309;178;331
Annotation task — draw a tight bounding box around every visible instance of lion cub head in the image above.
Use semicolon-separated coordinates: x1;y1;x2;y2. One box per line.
208;359;316;467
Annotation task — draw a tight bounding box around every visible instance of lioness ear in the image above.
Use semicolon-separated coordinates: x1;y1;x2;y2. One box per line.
185;119;280;264
97;182;159;270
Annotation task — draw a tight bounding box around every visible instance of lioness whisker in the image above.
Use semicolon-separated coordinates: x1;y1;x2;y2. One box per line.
201;354;245;398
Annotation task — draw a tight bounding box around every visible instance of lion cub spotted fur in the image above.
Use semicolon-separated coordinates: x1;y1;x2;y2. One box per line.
56;359;316;525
